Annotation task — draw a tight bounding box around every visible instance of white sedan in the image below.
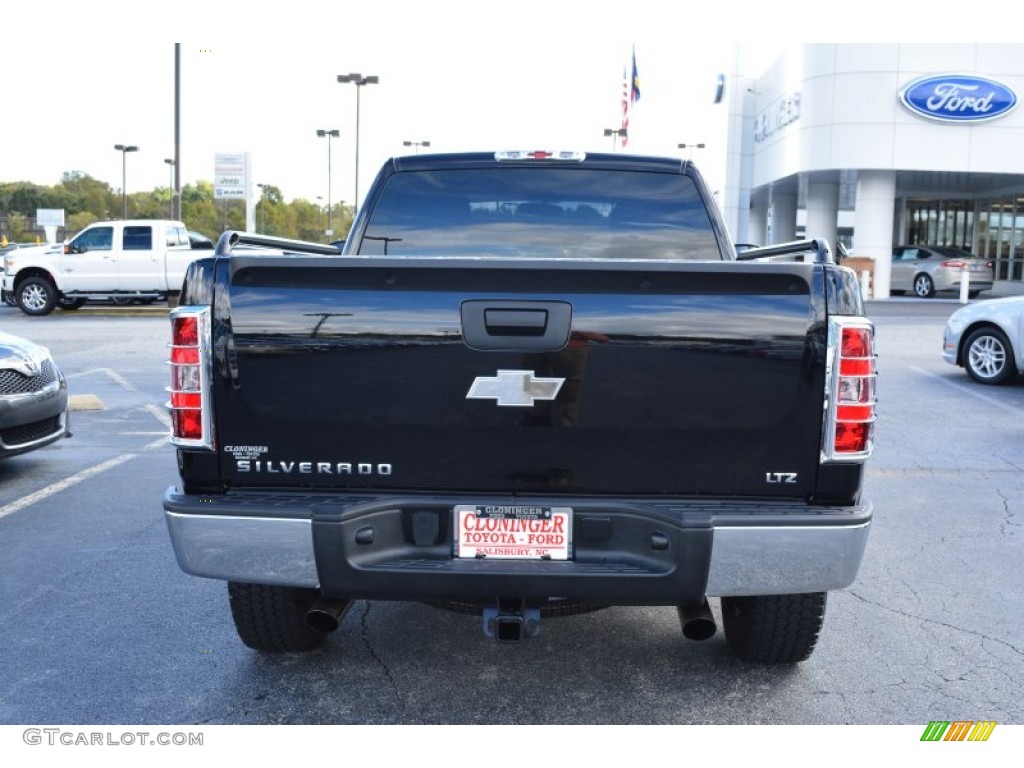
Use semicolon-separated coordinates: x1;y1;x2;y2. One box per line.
943;296;1024;384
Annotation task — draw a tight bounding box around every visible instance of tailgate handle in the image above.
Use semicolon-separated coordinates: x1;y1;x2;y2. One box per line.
484;309;547;336
461;300;572;351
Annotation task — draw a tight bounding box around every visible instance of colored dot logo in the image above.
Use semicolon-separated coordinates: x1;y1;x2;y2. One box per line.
921;721;997;742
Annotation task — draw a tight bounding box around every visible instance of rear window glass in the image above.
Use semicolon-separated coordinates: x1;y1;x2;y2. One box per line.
357;167;721;260
123;226;153;251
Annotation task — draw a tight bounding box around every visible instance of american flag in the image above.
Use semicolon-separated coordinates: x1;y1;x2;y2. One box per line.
630;47;641;105
620;66;629;147
619;48;640;148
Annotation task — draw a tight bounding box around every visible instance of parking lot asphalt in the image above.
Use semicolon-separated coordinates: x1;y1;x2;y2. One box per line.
1;288;1022;731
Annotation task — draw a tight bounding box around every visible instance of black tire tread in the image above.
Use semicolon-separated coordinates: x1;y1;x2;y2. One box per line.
227;582;327;652
16;276;57;316
721;592;826;664
57;297;86;310
914;274;936;298
963;327;1017;385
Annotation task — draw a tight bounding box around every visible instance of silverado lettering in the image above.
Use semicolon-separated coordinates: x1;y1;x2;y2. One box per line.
237;460;393;475
163;150;876;665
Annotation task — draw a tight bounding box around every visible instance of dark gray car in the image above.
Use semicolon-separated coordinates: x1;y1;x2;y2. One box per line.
0;330;69;458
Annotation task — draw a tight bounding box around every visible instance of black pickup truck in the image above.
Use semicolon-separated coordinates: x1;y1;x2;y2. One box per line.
163;151;876;664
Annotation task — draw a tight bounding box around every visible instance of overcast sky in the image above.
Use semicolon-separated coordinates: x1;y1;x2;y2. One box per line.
2;1;960;211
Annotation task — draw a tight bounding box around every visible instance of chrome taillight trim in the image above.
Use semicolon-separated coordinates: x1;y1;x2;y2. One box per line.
821;318;877;463
166;305;215;450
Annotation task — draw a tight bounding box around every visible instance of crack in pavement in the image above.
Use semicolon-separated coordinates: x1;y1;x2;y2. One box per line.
846;590;1024;658
358;602;405;722
995;488;1018;537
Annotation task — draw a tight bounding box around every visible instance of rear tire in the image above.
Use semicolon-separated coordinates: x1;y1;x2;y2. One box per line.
15;276;57;315
963;327;1018;385
227;582;328;652
57;296;86;310
913;273;936;298
721;592;826;663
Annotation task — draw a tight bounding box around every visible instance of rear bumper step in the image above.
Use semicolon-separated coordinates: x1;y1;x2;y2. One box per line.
163;489;872;602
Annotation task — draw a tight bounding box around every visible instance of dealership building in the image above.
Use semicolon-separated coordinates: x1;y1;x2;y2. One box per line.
721;44;1024;297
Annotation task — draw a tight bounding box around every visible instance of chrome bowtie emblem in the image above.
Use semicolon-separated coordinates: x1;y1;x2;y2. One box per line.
12;354;41;376
466;370;564;407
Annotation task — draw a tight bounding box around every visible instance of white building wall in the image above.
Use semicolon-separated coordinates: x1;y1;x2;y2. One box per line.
806;181;839;251
854;171;897;296
746;44;1024;179
727;43;1024;296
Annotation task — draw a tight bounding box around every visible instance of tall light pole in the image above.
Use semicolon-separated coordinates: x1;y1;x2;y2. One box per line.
114;144;138;219
257;183;270;234
172;43;181;221
164;158;175;218
603;128;626;152
337;73;379;214
678;142;706;161
403;140;430;154
316;129;340;237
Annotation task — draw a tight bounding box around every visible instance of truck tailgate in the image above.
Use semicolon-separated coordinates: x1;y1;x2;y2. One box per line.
215;256;826;498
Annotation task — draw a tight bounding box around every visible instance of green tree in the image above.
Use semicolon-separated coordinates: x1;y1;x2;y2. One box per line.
256;184;284;235
1;172;354;246
7;184;47;216
53;172;116;217
67;211;99;235
6;213;29;241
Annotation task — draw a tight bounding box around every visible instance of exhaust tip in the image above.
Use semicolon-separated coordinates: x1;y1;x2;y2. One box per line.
305;597;352;633
677;600;717;641
682;616;717;641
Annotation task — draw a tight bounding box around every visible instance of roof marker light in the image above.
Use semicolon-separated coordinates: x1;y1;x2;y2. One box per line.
494;151;586;162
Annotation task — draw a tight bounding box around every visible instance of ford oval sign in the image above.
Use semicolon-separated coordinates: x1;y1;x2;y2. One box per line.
899;75;1018;123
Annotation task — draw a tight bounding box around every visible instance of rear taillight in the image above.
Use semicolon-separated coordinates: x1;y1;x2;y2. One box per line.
940;259;967;268
167;306;214;449
823;320;876;462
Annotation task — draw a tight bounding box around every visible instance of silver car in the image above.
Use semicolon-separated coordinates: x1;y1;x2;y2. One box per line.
943;295;1024;385
0;330;70;458
891;245;993;298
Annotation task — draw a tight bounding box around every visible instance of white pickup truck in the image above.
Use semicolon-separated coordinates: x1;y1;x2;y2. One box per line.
2;220;213;315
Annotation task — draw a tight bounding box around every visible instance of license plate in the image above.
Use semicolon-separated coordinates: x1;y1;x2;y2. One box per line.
454;505;572;560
